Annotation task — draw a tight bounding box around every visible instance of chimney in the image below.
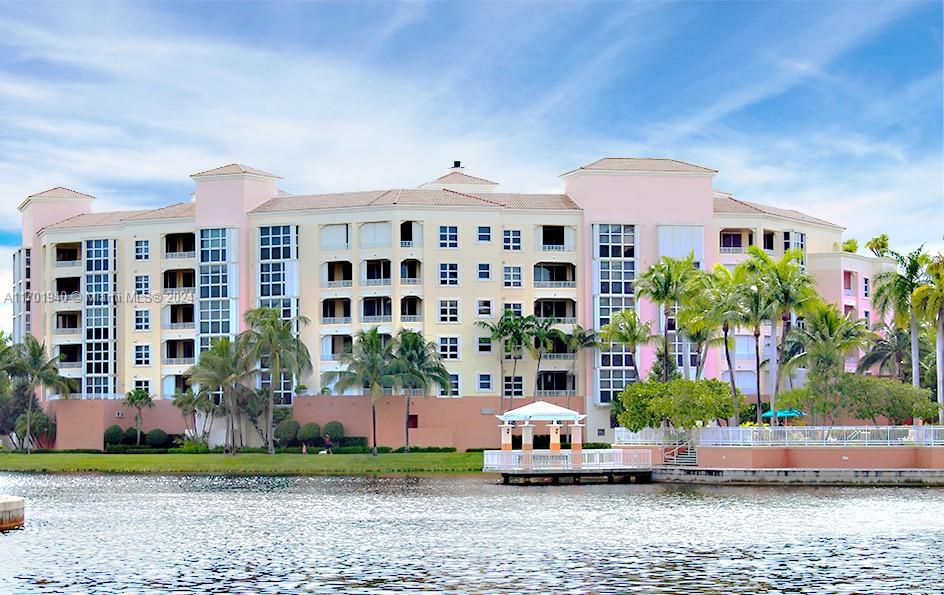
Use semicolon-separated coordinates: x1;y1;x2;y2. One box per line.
452;160;462;170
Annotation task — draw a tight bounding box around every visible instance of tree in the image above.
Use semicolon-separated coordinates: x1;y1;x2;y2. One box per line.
913;255;944;420
123;388;155;446
739;280;774;424
322;328;398;456
14;408;55;449
873;246;929;388
617;379;738;430
785;300;871;425
10;335;73;453
857;322;910;380
842;239;858;253
563;324;599;419
172;388;218;445
835;374;936;424
866;234;890;257
743;247;815;425
243;307;313;454
647;345;681;382
601;309;656;385
186;336;255;454
636;253;698;382
699;264;748;425
392;329;451;452
527;316;565;403
475;311;521;414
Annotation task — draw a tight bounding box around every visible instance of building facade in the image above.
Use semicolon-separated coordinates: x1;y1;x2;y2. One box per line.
12;158;891;449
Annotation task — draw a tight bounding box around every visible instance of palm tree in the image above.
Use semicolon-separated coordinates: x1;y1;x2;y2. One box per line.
635;253;697;382
740;280;775;424
873;246;929;388
913;255;944;420
744;247;814;424
699;264;748;424
476;311;517;414
600;309;657;385
564;324;600;419
393;329;451;452
243;307;313;454
123;388;155;446
786;300;872;424
528;316;564;402
856;322;910;380
10;335;73;453
186;337;255;454
323;328;399;456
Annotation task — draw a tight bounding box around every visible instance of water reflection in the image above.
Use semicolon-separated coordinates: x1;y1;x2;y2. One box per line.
1;473;943;593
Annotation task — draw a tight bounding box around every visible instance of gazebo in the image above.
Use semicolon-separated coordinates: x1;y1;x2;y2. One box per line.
497;401;586;452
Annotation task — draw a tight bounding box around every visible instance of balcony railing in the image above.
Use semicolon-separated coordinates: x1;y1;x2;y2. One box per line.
401;315;423;323
164;251;196;260
58;361;81;369
53;327;80;335
843;288;855;296
165;322;195;330
614;426;944;447
163;286;196;293
400;277;422;285
483;449;652;472
54;260;81;268
544;353;576;360
363;278;392;287
539;244;574;252
362;315;392;323
323;280;353;288
321;317;352;325
538;316;576;324
162;357;195;366
400;240;416;248
534;280;576;288
720;246;747;254
321;353;342;361
535;389;577;397
47;392;125;401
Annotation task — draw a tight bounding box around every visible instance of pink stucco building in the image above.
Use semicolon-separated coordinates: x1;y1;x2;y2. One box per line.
11;157;891;450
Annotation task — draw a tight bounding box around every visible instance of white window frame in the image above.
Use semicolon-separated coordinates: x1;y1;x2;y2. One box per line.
135;274;150;296
476;373;493;392
439;225;458;249
503;266;522;288
439;263;459;286
438;336;460;360
503;375;523;398
477;263;491;281
503;229;522;251
439;373;460;397
134;240;149;261
134;309;150;331
134;344;151;366
477;337;492;354
476;299;493;318
438;299;460;323
477;226;491;242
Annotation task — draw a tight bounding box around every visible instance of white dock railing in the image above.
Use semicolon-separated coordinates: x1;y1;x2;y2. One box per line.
615;426;944;447
482;448;652;472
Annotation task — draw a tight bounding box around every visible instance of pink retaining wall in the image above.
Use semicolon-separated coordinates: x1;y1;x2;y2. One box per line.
697;447;944;469
293;395;585;452
48;400;187;450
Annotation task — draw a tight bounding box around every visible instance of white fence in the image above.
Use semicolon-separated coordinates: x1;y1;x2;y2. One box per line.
482;448;652;472
615;426;944;447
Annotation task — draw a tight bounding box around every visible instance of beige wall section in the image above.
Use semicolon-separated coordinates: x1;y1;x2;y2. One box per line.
249;205;583;401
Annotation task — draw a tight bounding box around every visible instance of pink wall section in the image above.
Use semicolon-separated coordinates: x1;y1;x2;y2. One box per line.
48;400;187;450
697;446;944;469
293;395;585;451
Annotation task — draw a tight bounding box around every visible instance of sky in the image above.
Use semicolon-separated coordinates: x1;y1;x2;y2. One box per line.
0;1;941;329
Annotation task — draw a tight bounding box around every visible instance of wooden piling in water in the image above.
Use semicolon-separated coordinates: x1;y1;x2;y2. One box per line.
0;496;25;530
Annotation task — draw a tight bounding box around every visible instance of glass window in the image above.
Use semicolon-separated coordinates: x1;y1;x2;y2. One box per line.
503;266;522;288
200;228;227;263
503;376;523;398
134;344;150;366
439;225;458;248
477;337;492;353
477;263;491;280
438;299;459;323
260;225;293;261
134;240;149;261
199;265;228;299
135;275;150;296
439;373;460;397
476;299;492;317
503;229;521;251
134;309;150;331
477;373;492;391
863;277;870;298
503;302;523;317
439;263;458;286
438;337;459;359
260;262;285;297
477;226;491;242
134;379;150;393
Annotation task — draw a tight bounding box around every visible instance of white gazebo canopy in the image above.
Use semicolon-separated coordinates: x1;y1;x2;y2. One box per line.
498;401;586;423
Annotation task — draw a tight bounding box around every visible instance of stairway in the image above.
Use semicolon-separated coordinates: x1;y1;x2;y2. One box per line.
663;444;697;467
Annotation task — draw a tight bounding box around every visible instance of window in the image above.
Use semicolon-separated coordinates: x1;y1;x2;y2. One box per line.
200;228;227;263
477;263;491;281
439;263;458;286
135;275;150;296
863;277;870;298
438;299;459;323
135;240;149;261
476;299;493;317
720;232;742;249
503;302;523;317
597;224;635;258
134;310;150;331
260;262;285;297
439;373;460;397
863;310;870;322
599;368;634;403
260;225;292;260
599;296;634;327
503;229;521;251
199;265;228;299
503;266;522;288
503;376;523;398
199;300;231;336
439;225;458;248
134;379;150;393
134;344;150;366
763;232;775;251
600;261;634;294
477;226;491;242
477;373;493;392
477;337;492;353
438;337;459;359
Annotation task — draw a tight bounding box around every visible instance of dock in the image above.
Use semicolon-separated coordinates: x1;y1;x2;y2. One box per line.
483;448;654;485
0;496;25;530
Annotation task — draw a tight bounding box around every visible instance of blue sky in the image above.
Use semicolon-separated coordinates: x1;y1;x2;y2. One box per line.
0;2;940;287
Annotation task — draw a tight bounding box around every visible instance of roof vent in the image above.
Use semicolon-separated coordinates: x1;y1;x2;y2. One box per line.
452;160;462;169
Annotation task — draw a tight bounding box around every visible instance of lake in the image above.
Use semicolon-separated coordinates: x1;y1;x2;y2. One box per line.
1;473;943;593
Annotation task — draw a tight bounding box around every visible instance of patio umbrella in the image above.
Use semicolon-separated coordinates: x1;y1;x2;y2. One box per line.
761;409;807;419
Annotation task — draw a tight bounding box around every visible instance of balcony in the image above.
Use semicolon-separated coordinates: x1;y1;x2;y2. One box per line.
165;322;195;330
537;225;573;252
401;277;422;285
400;240;415;248
362;315;392;324
164;233;196;260
58;360;82;369
544;353;576;360
55;260;81;268
162;357;195;366
321;317;352;325
719;246;747;255
321;353;342;361
324;280;353;289
363;278;392;287
535;389;577;397
843;288;855;297
54;327;81;335
535;280;576;289
164;251;196;260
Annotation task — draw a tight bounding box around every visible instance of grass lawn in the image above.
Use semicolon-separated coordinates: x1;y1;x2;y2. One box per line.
0;452;484;476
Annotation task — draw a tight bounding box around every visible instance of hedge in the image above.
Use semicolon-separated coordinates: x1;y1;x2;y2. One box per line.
104;424;125;445
297;423;322;445
323;421;344;441
392;446;456;453
146;429;171;448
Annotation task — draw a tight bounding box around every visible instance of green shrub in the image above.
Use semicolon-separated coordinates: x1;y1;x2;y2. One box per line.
146;429;170;448
297;423;322;446
323;421;344;442
105;444;169;454
122;426;139;445
104;424;124;445
274;419;300;445
392;446;456;453
332;445;392;454
272;407;292;426
169;439;209;454
341;436;365;447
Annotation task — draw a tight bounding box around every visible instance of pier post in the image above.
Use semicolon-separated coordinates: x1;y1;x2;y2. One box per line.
0;496;25;531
